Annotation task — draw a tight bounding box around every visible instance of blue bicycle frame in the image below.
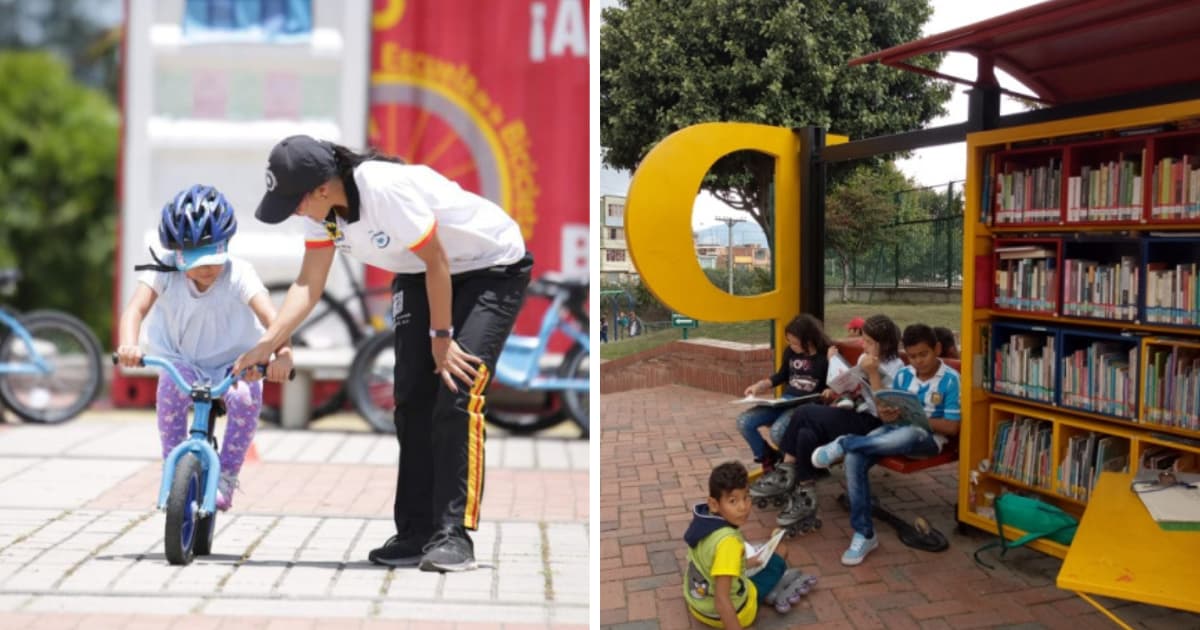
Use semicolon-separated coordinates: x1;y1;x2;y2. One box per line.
143;356;242;518
494;288;590;392
0;308;52;376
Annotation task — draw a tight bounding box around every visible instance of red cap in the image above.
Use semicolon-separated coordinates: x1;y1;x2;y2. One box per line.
847;317;865;330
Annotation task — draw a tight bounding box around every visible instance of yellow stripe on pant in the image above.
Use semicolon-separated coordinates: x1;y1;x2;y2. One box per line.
464;364;490;529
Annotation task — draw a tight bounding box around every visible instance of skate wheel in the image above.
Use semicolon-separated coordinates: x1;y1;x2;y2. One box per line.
785;526;799;538
774;602;791;614
772;496;787;507
755;498;769;509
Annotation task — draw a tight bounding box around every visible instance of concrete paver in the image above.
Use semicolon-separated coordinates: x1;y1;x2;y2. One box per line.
600;384;1200;630
0;410;588;629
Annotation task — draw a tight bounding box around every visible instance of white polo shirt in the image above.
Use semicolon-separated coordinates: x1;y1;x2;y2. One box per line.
303;161;525;274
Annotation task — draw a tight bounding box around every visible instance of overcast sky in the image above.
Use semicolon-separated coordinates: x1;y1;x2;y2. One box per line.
598;0;1046;232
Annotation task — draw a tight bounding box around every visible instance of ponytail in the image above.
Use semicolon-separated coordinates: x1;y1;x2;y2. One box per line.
327;143;405;181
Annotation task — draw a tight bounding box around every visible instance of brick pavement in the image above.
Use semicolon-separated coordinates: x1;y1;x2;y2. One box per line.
0;412;588;629
600;385;1200;630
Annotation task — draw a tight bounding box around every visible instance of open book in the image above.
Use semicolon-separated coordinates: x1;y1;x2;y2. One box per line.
870;389;933;432
730;393;820;408
744;528;787;577
826;354;869;396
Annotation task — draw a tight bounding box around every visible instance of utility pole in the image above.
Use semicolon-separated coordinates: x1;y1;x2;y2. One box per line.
715;216;744;294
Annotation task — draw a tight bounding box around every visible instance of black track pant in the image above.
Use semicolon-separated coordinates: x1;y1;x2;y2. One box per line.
778;404;881;482
390;253;532;533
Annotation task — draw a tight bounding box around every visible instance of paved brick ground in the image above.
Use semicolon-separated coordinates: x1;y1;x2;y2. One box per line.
0;411;588;629
600;385;1200;630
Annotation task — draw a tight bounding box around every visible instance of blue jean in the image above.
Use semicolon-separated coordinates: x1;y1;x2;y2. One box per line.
736;398;796;459
843;424;940;538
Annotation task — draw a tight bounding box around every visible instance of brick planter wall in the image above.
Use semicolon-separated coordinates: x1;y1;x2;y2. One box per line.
599;339;775;397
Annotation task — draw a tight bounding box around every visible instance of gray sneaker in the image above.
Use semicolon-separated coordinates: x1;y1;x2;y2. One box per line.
419;527;476;573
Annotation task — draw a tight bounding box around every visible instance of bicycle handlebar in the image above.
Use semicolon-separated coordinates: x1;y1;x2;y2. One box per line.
110;353;295;397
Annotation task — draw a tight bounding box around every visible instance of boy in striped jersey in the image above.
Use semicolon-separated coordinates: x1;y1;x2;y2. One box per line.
810;323;961;566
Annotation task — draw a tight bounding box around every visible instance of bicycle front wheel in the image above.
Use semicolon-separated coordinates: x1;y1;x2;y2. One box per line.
0;310;103;423
347;330;397;433
559;343;589;438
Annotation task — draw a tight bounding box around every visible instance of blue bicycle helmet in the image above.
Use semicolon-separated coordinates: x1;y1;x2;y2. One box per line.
158;185;237;250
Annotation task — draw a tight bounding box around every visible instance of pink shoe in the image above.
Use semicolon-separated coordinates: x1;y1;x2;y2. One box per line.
215;473;239;511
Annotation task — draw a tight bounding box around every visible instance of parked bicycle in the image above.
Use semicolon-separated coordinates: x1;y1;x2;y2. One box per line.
261;253;391;422
114;353;290;565
348;274;590;437
0;269;103;423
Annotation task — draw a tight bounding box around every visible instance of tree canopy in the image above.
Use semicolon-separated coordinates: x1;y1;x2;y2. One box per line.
600;0;953;239
0;51;119;343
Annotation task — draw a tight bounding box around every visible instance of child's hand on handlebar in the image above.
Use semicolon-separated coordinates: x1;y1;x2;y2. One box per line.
116;345;143;368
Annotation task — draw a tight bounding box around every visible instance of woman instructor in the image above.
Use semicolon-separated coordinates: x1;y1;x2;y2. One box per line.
235;135;531;572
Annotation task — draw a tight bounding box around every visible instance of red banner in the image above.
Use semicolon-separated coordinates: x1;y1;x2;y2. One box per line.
368;0;590;336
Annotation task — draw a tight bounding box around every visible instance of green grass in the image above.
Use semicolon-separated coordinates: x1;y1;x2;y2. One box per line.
599;301;962;361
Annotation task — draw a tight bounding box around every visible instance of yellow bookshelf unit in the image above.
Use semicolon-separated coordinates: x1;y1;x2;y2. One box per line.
959;100;1200;559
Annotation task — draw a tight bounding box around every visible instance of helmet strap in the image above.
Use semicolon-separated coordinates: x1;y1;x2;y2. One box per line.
133;246;181;273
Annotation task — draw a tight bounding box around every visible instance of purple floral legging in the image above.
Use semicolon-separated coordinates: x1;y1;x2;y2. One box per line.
156;361;262;478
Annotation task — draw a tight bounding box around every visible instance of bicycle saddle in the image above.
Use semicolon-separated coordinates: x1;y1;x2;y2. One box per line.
0;268;20;296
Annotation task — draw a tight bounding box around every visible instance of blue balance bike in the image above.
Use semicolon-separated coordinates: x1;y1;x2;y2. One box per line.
111;354;290;565
347;275;590;436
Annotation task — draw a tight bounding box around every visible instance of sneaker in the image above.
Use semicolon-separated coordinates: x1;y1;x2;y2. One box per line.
811;437;845;469
419;526;476;572
368;531;429;568
834;397;854;410
215;472;239;511
840;532;879;566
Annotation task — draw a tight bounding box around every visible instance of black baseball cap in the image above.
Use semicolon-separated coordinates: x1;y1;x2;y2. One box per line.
256;135;337;224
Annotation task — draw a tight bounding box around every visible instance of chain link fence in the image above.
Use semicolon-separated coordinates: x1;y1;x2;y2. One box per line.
825;180;964;290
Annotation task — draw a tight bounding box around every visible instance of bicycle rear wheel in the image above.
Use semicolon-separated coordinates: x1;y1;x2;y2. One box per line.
347;330;396;433
0;310;102;423
559;343;589;438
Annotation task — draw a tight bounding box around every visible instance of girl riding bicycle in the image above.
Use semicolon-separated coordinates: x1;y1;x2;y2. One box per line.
116;185;293;512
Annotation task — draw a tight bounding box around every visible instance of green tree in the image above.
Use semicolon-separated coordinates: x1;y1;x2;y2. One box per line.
600;0;952;244
0;51;119;344
825;162;912;302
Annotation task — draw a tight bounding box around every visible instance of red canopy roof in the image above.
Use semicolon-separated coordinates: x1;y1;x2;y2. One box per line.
850;0;1200;105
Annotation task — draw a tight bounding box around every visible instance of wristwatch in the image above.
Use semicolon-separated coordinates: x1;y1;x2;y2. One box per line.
429;327;454;338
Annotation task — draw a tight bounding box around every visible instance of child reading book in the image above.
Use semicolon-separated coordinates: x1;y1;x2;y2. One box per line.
683;461;817;628
810;323;961;565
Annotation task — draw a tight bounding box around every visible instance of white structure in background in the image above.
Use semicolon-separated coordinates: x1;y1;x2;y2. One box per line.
119;1;371;348
599;194;635;284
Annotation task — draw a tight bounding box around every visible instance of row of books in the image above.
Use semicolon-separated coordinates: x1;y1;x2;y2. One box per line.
1057;432;1130;502
1141;446;1198;473
1149;155;1200;219
1143;345;1200;431
1060;341;1138;418
1061;256;1139;321
993;160;1062;224
1065;159;1142;222
991;416;1053;488
993;332;1056;403
1145;262;1200;326
994;246;1057;312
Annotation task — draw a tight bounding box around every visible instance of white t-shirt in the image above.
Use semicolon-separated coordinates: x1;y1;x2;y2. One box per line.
139;258;267;383
303;161;526;274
